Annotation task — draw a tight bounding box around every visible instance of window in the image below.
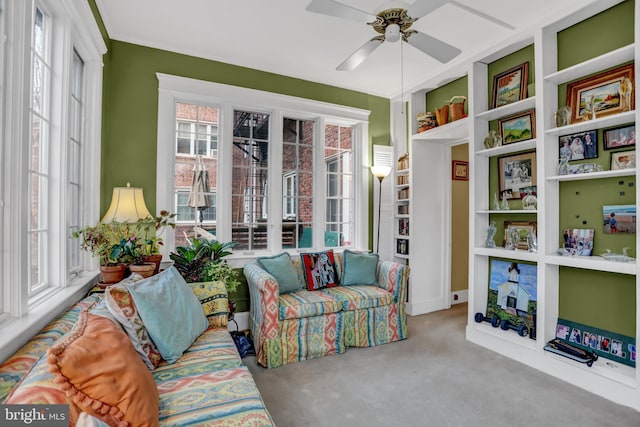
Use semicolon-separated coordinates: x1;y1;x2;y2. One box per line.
156;75;370;257
67;50;85;275
283;118;314;249
0;0;106;354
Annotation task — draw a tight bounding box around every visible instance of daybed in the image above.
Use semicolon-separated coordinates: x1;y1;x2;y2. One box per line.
0;267;274;427
244;250;409;369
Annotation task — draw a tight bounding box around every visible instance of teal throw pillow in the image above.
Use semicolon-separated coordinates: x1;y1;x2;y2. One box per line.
257;252;301;294
125;266;209;364
342;250;379;286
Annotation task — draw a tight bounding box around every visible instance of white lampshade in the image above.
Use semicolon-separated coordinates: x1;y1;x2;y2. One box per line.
370;165;392;179
101;184;152;223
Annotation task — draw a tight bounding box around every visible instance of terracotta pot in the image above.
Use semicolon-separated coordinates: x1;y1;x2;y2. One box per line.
129;263;156;278
100;264;127;285
143;254;163;275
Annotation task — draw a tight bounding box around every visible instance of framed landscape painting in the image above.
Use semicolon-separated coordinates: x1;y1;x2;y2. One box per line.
492;62;529;108
499;109;536;145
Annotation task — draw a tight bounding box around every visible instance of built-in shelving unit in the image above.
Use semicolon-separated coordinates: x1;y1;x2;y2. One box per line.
394;154;410;260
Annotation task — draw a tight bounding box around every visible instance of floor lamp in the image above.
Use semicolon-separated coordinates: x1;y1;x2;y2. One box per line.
371;165;392;253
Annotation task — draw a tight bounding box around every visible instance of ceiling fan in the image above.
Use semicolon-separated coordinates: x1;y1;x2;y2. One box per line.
306;0;515;71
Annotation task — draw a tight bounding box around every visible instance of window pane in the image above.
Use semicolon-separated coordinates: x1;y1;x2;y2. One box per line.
324;124;353;247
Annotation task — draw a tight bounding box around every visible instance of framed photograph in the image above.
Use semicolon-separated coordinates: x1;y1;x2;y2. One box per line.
452;160;469;180
492;62;529;108
503;221;537;250
498;151;536;199
562;229;594;256
610;150;635;170
498;109;535;145
603;204;636;234
559;130;598;161
604;124;636;150
566;63;634;124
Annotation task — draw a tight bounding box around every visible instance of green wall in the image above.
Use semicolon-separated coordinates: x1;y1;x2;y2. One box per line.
488;45;535;110
425;75;469;121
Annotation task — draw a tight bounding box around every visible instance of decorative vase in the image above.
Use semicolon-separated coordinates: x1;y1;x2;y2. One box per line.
435;104;449;126
100;264;127;285
143;254;163;275
129;263;156;278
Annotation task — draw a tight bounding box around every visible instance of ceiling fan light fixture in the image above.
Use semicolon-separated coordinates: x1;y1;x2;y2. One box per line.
385;23;401;42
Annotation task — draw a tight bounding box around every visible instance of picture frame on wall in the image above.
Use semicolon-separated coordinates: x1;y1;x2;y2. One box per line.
492;62;529;108
566;63;634;124
498;109;536;145
603;205;636;234
559;130;598;161
603;124;636;150
498;151;536;200
452;160;469;180
610;150;636;170
562;228;594;256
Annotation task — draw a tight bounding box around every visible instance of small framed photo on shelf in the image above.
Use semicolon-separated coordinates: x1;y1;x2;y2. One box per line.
498;109;535;145
566;63;634;124
452;160;469;181
603;205;636;234
498;151;536;199
603;124;636;150
491;62;529;108
562;229;594;256
610;150;635;170
559;130;598;161
503;221;537;250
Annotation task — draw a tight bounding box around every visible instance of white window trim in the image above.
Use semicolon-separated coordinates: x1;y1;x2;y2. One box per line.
156;73;370;259
0;0;106;363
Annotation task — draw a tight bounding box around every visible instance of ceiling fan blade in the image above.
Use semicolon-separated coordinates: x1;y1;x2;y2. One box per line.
405;31;461;63
306;0;375;23
449;0;515;30
406;0;448;20
337;39;383;71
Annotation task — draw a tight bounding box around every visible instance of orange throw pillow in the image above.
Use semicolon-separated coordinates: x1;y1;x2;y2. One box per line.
46;311;159;427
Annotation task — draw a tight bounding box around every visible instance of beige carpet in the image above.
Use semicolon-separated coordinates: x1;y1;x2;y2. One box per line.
245;303;640;427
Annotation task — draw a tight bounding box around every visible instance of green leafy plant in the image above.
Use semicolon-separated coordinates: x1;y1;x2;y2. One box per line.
201;259;241;293
133;210;176;255
73;221;134;266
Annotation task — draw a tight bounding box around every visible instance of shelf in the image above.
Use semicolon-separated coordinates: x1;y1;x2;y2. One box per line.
544;351;636;388
395;235;410;240
476;210;538;214
412;118;468;141
395;214;410;219
476;139;537;157
474;247;539;262
545;111;635;137
394;253;409;259
475;97;536;121
547;168;636;181
545;255;636;275
397;169;409;174
397;198;410;203
544;44;635;85
469;322;537;351
396;184;410;189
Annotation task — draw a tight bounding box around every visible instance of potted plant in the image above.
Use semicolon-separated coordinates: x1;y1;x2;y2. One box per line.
120;236;156;278
133;210;176;274
73;221;132;284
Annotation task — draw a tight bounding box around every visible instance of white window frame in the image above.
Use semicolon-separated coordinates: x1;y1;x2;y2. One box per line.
156;73;370;259
0;0;106;362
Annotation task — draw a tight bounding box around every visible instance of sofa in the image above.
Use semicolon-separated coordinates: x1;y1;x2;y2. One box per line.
244;250;409;369
0;268;274;427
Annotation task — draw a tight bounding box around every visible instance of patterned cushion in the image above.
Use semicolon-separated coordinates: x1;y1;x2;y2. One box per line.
46;312;159;427
278;290;342;320
105;281;163;370
189;281;229;328
300;250;339;290
321;285;393;311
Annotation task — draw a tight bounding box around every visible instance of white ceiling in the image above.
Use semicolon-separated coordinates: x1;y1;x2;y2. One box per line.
95;0;591;99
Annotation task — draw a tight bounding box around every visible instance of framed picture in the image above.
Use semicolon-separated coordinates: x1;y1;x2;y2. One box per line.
566;63;634;124
604;124;636;150
603;205;636;234
452;160;469;180
492;62;529;108
610;150;635;170
503;221;537;250
559;130;598;161
498;109;535;145
498;151;536;199
562;229;594;256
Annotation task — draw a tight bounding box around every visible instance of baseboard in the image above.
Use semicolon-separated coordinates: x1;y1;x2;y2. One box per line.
406;298;448;316
451;290;468;305
229;311;249;331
